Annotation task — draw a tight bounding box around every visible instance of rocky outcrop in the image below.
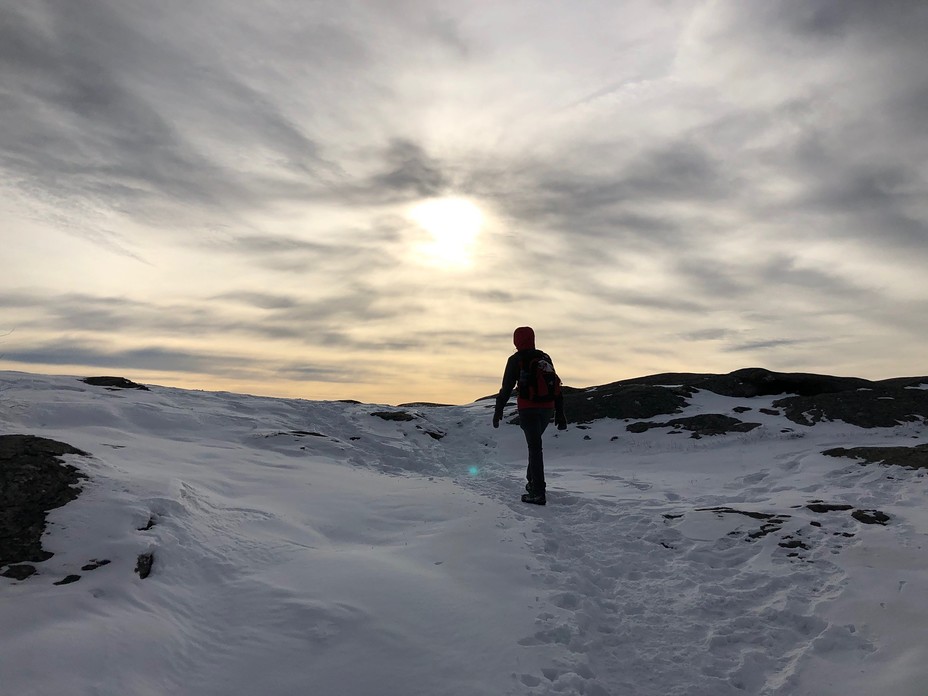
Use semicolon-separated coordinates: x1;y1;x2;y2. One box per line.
776;388;928;428
556;368;928;428
627;414;761;437
560;384;690;424
597;367;876;398
371;411;417;422
0;435;87;579
823;443;928;469
135;552;154;579
81;376;150;390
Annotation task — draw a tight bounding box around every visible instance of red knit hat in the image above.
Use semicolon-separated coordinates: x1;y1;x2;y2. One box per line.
513;326;535;351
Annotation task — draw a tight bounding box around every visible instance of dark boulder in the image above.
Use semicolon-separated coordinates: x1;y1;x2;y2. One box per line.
561;384;689;424
777;388;928;429
135;552;154;579
628;414;761;437
0;435;88;576
82;376;149;390
576;368;928;428
852;510;890;525
806;502;854;513
371;411;417;422
823;444;928;469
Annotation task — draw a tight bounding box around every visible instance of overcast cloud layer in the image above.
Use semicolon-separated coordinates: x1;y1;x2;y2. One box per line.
2;0;927;403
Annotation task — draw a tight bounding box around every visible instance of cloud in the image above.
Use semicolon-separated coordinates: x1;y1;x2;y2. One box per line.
2;1;928;400
725;339;808;353
2;339;361;384
678;328;732;342
0;289;414;349
3;341;252;375
675;0;928;255
474;138;726;243
211;292;300;311
366;139;450;200
0;0;336;228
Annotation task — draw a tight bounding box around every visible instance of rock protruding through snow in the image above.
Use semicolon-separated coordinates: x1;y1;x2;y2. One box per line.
0;434;87;578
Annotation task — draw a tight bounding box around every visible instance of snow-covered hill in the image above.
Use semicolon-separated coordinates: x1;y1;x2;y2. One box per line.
2;371;927;696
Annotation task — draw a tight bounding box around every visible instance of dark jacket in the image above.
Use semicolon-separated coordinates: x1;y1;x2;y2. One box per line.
494;327;566;423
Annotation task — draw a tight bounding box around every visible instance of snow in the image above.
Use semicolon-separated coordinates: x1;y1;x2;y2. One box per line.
2;371;928;696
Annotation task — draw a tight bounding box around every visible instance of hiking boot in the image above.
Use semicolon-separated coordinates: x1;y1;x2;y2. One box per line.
521;489;546;505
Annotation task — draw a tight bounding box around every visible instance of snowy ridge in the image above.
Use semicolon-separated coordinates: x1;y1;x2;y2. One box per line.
1;372;927;696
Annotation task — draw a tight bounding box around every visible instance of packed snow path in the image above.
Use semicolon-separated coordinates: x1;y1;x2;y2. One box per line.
1;372;927;695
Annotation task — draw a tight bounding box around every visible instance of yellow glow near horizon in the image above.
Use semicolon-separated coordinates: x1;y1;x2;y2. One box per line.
409;197;483;269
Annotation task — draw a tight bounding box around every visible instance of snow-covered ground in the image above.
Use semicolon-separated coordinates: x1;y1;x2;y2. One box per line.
1;371;927;696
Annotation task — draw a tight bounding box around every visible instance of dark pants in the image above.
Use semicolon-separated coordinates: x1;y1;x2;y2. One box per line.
519;408;552;492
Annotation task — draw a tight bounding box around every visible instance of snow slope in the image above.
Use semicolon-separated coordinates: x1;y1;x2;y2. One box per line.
1;371;927;696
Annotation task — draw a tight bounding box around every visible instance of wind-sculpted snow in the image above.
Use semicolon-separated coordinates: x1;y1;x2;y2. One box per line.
1;371;928;695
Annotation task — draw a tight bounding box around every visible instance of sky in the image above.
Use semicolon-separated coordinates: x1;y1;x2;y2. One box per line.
2;0;927;405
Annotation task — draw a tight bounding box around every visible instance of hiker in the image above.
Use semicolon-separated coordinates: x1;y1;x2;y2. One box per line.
493;326;567;505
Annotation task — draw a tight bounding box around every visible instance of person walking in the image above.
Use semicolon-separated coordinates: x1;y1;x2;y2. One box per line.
493;326;567;505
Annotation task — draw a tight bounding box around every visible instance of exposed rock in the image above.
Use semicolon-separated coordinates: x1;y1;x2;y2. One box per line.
81;559;111;571
398;401;453;408
628;414;761;437
696;507;785;521
852;510;890;525
694;507;790;542
748;524;786;540
523;368;928;426
54;574;81;586
776;388;928;429
265;430;327;438
82;376;149;390
559;384;690;424
605;367;874;398
1;565;36;580
371;411;416;422
135;553;154;579
823;444;928;469
415;425;445;440
0;435;88;574
477;375;692;424
806;503;854;513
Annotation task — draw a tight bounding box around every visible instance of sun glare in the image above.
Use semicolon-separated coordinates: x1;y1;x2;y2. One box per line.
409;197;483;269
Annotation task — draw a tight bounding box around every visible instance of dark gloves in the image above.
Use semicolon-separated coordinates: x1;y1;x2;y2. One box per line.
556;414;567;431
492;414;501;429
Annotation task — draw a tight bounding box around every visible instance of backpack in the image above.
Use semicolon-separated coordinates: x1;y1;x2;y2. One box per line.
518;350;562;403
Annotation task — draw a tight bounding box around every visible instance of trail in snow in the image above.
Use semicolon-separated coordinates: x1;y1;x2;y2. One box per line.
425;393;926;695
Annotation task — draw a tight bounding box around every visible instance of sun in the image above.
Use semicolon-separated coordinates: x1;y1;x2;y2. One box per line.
408;197;483;269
